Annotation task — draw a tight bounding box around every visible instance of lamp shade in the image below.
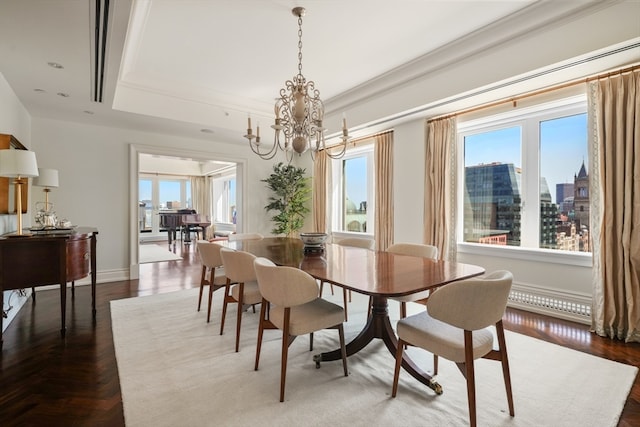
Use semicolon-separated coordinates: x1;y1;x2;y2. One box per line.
33;168;59;188
0;149;39;178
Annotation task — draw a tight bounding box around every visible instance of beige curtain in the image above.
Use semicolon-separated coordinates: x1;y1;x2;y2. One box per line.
374;131;394;251
312;150;328;233
423;117;458;262
190;176;213;239
589;70;640;342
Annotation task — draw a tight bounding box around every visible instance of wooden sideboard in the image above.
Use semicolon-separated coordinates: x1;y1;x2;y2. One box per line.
0;227;98;347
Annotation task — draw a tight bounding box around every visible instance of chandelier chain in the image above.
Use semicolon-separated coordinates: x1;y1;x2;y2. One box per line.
297;15;303;77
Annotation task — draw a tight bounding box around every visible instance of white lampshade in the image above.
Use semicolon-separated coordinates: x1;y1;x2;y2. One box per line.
33;168;59;188
0;149;39;178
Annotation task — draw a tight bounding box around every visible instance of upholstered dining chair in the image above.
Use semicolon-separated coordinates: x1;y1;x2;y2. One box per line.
228;232;264;241
391;270;515;427
196;240;228;323
387;243;438;318
320;237;374;321
219;247;263;352
253;257;348;402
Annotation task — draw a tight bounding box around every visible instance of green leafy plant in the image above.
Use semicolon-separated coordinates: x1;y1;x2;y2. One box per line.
262;162;311;237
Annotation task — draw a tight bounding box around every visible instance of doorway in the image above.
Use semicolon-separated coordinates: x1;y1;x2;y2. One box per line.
128;144;246;279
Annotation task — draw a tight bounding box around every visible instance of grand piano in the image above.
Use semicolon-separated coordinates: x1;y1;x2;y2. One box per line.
159;209;211;245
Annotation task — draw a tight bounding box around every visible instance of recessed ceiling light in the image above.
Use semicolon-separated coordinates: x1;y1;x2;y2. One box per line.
47;62;64;69
200;129;214;134
57;92;70;98
83;110;95;115
33;88;46;93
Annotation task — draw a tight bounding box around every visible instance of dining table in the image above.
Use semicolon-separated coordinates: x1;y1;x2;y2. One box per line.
228;237;485;393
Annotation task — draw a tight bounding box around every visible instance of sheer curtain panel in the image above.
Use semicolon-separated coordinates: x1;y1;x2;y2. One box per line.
374;132;394;252
423;117;458;262
589;69;639;343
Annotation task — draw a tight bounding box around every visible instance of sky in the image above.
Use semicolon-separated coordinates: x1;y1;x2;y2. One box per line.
464;113;588;204
344;156;368;205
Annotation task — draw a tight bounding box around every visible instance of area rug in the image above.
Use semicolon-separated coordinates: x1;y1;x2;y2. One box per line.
139;244;182;264
111;288;637;427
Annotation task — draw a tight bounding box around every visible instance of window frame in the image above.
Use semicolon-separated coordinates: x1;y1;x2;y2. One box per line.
456;94;592;267
330;144;374;239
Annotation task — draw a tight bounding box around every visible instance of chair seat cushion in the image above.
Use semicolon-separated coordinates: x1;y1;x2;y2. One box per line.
270;299;344;336
231;281;263;305
397;311;494;363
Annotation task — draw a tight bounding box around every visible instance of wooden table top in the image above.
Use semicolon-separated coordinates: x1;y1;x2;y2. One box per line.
229;237;485;298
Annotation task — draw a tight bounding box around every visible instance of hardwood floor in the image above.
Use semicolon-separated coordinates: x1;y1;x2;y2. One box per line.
1;242;638;426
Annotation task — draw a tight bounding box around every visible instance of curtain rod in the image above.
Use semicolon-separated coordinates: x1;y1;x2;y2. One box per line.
324;129;393;152
430;63;640;122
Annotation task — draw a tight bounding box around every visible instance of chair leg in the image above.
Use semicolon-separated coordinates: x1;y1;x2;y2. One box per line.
198;265;207;311
391;338;405;397
433;354;439;375
463;331;477;427
235;283;244;352
496;320;515;416
400;301;407;319
255;299;267;371
319;281;325;296
280;308;292;402
338;324;348;376
342;288;349;321
207;284;215;323
219;280;231;335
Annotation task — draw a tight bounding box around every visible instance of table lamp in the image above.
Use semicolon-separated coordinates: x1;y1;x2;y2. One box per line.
33;168;59;228
0;149;39;236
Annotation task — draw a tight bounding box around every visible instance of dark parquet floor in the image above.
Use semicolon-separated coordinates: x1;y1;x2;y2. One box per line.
0;242;638;426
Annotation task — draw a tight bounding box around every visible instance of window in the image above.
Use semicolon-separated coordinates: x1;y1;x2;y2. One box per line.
138;175;192;233
458;95;590;254
331;145;374;235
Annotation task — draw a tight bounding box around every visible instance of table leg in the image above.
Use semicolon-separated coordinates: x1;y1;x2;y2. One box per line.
314;295;441;392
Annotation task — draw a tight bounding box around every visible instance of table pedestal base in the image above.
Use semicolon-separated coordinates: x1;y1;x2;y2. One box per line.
314;295;442;393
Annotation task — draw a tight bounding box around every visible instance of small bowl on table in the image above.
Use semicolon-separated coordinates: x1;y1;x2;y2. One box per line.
300;232;328;250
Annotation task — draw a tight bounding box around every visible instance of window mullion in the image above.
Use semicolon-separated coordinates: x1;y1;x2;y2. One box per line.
521;119;541;248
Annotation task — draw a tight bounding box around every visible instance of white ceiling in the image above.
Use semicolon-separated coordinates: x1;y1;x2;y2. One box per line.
0;0;638;150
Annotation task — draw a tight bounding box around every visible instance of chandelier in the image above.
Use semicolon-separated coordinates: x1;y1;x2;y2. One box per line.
243;7;349;161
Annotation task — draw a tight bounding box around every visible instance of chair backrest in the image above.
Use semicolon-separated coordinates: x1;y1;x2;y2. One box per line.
336;237;374;250
254;257;319;308
197;240;224;269
220;247;257;283
427;270;513;331
229;233;264;241
387;242;438;259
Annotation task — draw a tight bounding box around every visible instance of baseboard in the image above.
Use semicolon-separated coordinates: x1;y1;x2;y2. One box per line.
508;282;592;325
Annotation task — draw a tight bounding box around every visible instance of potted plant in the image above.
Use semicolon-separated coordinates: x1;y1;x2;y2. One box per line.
262;162;311;237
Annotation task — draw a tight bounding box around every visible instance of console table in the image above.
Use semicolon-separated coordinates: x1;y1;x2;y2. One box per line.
0;227;98;347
